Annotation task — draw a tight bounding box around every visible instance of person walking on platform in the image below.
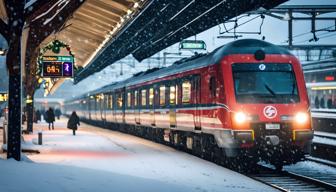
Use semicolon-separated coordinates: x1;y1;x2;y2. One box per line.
55;108;61;120
67;111;80;136
35;110;41;122
46;107;55;130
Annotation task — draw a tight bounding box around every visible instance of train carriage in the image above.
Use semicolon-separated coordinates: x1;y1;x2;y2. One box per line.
64;39;313;169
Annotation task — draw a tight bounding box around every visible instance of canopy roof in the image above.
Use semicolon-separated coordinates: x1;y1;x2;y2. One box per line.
73;0;286;83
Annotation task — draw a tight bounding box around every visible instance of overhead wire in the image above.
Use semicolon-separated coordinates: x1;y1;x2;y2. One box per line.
219;15;261;34
282;25;336;44
294;30;336;44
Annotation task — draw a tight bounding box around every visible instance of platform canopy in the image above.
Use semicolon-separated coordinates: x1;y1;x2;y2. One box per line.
39;0;144;74
72;0;287;83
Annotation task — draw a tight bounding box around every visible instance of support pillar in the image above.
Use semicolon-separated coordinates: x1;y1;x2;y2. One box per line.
288;10;293;48
7;72;22;160
26;97;34;133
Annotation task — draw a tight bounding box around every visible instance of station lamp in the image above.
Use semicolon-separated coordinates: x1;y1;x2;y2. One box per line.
0;48;7;56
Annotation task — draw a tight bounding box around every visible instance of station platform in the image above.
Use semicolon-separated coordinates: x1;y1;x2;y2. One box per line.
0;117;276;192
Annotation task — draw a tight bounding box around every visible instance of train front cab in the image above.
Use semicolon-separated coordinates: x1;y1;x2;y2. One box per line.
219;53;313;165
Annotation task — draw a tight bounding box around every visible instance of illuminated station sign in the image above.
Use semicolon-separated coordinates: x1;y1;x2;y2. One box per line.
179;40;206;50
41;56;74;78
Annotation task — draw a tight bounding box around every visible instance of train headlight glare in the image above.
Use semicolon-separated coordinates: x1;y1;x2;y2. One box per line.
295;112;308;124
234;112;247;124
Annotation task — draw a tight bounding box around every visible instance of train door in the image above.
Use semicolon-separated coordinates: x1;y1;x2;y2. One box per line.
89;96;93;120
112;92;116;122
193;75;201;130
106;93;112;123
122;87;126;123
169;82;177;128
149;87;155;126
135;90;140;124
102;93;107;123
94;95;98;121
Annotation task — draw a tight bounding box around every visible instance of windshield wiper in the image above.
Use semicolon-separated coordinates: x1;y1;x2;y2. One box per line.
291;82;296;95
264;83;276;96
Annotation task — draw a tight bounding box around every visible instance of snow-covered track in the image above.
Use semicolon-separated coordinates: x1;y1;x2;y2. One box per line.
305;156;336;168
249;165;336;192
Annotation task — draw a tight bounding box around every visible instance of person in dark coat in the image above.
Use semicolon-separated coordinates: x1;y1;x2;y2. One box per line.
55;108;61;120
67;111;80;136
35;110;41;122
320;96;325;108
314;96;319;109
33;108;37;123
46;107;55;130
327;98;333;109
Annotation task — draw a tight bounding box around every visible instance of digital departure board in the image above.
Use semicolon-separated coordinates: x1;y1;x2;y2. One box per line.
41;56;74;78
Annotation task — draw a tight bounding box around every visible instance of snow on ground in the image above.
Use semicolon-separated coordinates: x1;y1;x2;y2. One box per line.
284;159;336;175
0;118;277;192
0;158;192;192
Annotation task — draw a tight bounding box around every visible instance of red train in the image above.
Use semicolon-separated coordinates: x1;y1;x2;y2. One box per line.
65;39;313;169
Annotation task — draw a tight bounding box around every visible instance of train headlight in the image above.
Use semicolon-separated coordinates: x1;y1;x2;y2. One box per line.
234;112;247;124
295;112;308;124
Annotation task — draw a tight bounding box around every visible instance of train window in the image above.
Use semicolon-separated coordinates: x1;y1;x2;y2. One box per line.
104;94;108;110
175;85;179;104
160;86;166;106
127;92;131;108
182;81;191;103
100;94;104;111
149;88;154;106
95;94;100;102
117;93;122;108
170;85;176;104
141;89;147;106
134;90;138;107
108;95;113;109
209;76;216;97
232;63;299;103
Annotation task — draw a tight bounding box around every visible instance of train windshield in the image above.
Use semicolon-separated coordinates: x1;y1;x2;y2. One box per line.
232;63;299;103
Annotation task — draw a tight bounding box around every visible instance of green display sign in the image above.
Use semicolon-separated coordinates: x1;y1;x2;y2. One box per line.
179;40;206;50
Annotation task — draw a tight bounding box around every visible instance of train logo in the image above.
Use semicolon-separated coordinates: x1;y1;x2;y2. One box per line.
263;106;277;119
259;64;266;70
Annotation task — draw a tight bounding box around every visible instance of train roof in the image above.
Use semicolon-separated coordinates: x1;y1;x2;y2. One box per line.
71;39;292;100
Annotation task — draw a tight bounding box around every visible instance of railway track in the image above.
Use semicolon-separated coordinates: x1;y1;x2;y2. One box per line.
248;165;336;192
165;135;336;191
174;139;336;191
314;132;336;140
82;121;336;191
305;156;336;168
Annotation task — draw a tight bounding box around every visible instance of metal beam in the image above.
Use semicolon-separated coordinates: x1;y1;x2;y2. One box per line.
87;0;126;17
71;19;108;33
68;25;106;41
280;44;336;50
75;11;115;28
71;21;107;36
60;31;101;48
250;5;336;14
72;16;113;31
0;18;9;40
99;0;133;11
80;6;120;24
288;10;293;48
